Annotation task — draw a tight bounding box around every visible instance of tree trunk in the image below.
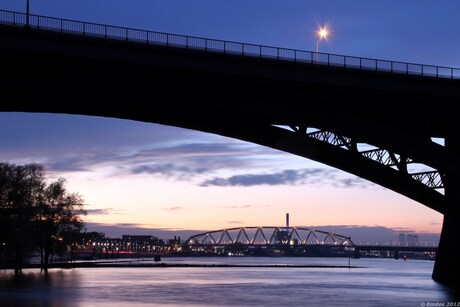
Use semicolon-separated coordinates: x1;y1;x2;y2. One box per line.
42;240;51;272
40;246;44;269
14;249;23;274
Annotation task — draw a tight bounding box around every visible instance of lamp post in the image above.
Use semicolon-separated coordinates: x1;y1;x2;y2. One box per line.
26;0;30;27
315;26;329;61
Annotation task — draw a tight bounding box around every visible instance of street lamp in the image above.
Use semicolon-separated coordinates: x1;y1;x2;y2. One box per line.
316;26;329;61
26;0;30;27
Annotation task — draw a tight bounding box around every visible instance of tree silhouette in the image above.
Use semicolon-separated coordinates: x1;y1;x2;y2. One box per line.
0;162;86;272
37;177;86;270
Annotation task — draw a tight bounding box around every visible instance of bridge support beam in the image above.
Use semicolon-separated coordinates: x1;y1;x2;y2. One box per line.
353;248;360;259
432;212;460;286
432;137;460;287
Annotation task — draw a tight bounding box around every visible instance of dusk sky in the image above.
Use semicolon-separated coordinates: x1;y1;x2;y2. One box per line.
1;1;458;242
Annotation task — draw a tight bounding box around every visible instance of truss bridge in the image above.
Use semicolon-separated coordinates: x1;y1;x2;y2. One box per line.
184;226;354;257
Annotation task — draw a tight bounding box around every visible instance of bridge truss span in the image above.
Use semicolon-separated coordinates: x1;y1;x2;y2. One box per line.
303;126;445;189
273;124;449;214
184;226;354;247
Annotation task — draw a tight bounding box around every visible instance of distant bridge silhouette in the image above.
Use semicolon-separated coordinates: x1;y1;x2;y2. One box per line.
1;8;459;286
184;226;354;247
183;227;437;256
183;226;354;257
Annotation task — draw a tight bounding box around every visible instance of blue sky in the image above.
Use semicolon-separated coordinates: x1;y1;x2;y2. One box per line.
0;1;457;242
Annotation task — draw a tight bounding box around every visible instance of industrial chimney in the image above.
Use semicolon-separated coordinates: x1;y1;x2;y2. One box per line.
286;213;290;232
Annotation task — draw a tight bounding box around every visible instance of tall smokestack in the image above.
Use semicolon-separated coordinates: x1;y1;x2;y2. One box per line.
286;213;290;232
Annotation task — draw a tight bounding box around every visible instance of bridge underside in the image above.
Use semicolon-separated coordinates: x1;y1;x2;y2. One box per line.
1;25;460;286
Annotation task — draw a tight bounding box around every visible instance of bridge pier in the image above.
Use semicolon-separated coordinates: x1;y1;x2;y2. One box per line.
353;247;360;259
432;137;460;287
432;211;460;286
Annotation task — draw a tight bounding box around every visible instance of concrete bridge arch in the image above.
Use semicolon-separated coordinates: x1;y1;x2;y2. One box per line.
1;12;460;286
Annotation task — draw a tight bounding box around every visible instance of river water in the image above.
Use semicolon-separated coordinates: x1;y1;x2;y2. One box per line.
1;257;459;306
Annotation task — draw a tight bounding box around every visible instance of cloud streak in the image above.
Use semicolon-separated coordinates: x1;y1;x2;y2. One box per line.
86;208;125;215
200;168;372;188
222;205;252;209
161;206;184;211
124;142;279;179
0;113;372;189
86;209;112;215
227;221;244;225
131;163;209;180
28;140;280;180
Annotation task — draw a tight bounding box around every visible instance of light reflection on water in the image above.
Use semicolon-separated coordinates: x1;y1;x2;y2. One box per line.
1;257;459;306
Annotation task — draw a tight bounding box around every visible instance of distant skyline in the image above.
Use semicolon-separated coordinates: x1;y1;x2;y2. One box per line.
1;1;458;241
84;222;440;246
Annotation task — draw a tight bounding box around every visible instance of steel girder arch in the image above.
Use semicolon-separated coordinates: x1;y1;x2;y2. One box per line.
183;226;354;247
287;125;446;210
293;106;460;179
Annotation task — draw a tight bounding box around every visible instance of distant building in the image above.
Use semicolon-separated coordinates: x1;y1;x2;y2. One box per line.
398;233;406;246
78;231;106;242
407;234;419;246
72;231;105;248
122;235;158;242
398;233;419;246
167;236;182;253
121;235;163;252
168;236;181;245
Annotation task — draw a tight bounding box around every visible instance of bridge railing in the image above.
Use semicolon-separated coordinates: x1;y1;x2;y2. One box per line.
1;9;459;80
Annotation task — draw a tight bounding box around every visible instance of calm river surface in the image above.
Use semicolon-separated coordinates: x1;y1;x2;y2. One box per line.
1;257;459;306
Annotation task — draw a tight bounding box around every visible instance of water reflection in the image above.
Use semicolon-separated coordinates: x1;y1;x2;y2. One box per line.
0;269;81;307
1;258;459;306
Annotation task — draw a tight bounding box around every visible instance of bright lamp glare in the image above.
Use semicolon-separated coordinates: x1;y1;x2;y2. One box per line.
317;27;329;40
